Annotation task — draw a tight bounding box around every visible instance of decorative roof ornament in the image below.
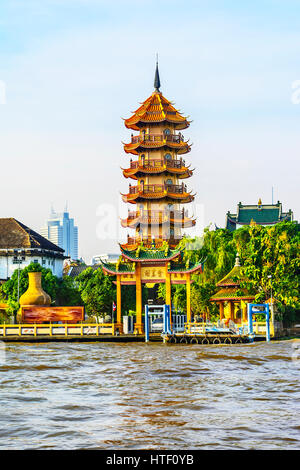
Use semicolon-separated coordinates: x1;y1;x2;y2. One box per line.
235;252;241;267
154;55;161;92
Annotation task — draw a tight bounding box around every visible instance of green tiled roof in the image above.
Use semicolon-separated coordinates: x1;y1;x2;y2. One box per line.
168;261;203;273
102;262;135;274
210;287;254;301
226;201;293;230
121;246;181;261
238;207;281;224
217;265;245;287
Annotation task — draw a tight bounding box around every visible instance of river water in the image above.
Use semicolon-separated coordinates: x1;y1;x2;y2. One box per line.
0;340;299;450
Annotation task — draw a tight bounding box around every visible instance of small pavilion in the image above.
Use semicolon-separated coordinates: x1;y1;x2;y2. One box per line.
210;253;255;324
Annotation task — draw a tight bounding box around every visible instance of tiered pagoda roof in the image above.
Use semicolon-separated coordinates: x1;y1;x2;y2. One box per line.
121;209;196;229
122;159;194;180
210;253;255;302
121;183;195;204
123;133;191;156
124;91;190;131
120;62;196;252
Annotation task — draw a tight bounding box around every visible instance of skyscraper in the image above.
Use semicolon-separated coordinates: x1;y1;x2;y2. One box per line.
40;207;78;260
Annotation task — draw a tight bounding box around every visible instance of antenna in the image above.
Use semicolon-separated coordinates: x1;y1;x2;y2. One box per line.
272;186;274;205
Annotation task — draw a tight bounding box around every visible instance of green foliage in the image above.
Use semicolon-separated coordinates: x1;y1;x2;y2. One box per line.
238;222;300;314
75;267;116;317
167;222;299;323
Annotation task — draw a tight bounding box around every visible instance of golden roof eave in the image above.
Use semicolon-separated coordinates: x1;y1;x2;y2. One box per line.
123;141;191;156
124;91;190;131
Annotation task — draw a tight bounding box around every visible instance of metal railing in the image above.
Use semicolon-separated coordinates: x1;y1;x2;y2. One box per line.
128;183;187;195
126;236;181;247
129;158;186;170
184;321;275;337
0;323;117;337
126;209;189;221
131;134;185;144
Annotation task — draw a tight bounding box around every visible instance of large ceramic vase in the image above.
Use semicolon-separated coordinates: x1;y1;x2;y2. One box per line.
19;271;51;307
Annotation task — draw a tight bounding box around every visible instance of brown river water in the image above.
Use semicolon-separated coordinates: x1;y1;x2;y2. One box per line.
0;340;299;450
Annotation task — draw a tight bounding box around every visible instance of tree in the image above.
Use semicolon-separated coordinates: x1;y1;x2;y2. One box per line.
168;222;299;323
237;222;300;321
76;267;116;317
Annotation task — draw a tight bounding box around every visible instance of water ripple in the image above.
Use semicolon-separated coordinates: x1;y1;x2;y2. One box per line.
0;340;299;449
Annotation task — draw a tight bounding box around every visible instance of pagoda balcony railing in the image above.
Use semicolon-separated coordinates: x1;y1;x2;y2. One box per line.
127;209;189;221
128;183;188;195
126;235;181;248
129;158;186;170
131;133;185;144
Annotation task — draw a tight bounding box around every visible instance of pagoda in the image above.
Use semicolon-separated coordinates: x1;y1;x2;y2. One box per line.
210;253;255;324
120;61;196;250
102;63;202;334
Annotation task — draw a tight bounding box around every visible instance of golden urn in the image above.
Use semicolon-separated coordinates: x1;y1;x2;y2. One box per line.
19;271;51;307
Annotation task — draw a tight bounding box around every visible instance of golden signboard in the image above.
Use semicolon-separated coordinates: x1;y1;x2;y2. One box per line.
120;273;136;283
141;266;165;281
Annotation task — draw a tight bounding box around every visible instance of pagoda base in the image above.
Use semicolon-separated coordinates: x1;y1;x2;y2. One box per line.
134;323;144;335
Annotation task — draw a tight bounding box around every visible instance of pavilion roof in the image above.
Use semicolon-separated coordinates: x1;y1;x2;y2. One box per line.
210;253;255;302
124;91;190;131
210;287;254;301
120;245;182;262
216;254;246;287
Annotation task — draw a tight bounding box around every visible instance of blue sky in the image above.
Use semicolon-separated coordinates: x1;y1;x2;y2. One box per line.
0;0;299;260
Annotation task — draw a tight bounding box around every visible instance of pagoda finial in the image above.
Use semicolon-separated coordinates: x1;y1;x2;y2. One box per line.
235;252;241;267
154;54;161;92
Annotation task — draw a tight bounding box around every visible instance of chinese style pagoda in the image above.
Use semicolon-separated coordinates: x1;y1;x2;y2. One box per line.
120;61;196;250
210;253;255;324
102;63;202;334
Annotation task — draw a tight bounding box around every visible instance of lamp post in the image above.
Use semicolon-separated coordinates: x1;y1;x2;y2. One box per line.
13;250;24;324
12;251;23;300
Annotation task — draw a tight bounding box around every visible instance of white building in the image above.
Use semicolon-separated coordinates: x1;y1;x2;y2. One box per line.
91;253;120;265
41;208;78;261
0;218;66;280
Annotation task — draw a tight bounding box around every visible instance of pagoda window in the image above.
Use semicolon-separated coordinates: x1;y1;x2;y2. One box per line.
164;128;171;136
166;179;173;185
164;153;172;160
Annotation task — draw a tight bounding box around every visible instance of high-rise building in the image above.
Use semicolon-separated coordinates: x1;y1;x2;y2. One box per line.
40;208;78;260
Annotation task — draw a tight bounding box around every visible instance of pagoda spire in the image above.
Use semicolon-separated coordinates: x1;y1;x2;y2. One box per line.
154;56;161;92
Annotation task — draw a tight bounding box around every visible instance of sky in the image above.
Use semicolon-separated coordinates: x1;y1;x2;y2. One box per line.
0;0;299;262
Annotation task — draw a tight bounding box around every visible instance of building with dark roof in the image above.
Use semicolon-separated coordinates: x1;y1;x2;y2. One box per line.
0;218;67;280
225;199;293;231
